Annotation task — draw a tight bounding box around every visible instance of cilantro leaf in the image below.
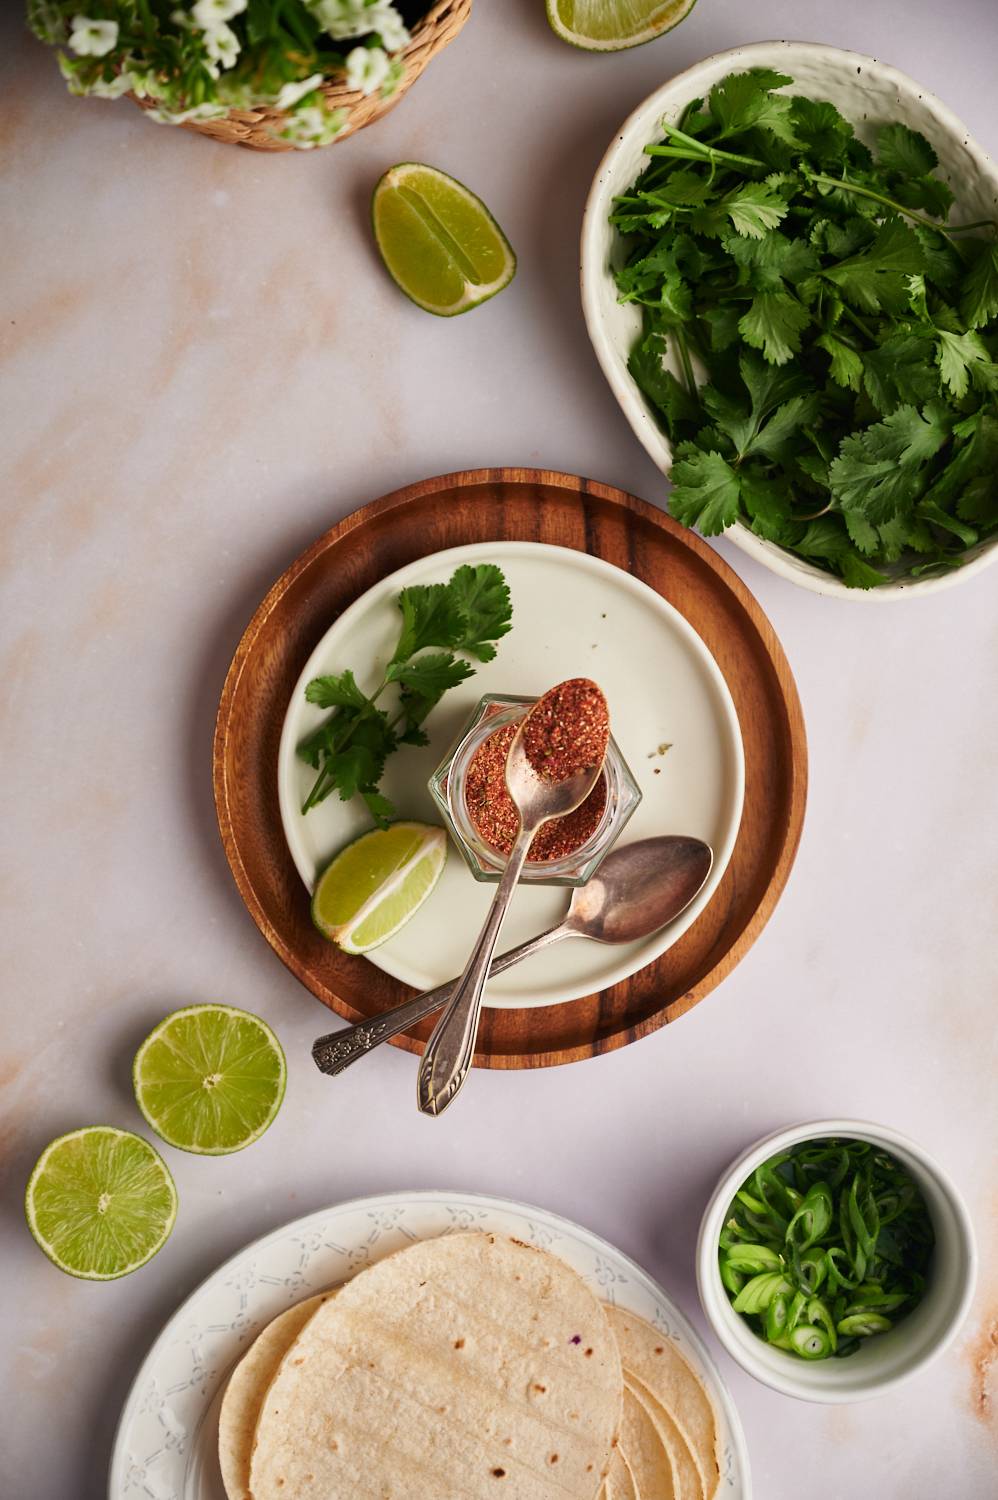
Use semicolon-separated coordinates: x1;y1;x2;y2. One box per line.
876;124;938;178
862;332;940;413
444;563;512;661
935;328;991;400
960;242;998;329
361;790;396;828
724;230;819;289
391;582;461;664
716;182;790;240
709;69;796;141
829;404;952;522
738;291;810;364
822;216;925;311
816;332;863;391
629;330;699;429
303;669;369;710
387;651;476;699
668;448;742;534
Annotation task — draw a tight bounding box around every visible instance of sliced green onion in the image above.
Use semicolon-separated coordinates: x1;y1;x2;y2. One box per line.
795;1248;828;1295
789;1325;833;1359
787;1182;834;1251
766;1292;790;1342
719;1258;745;1297
837;1312;893;1338
724;1243;783;1272
732;1271;790;1315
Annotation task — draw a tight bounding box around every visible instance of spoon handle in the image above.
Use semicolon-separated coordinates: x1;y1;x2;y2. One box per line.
415;827;534;1117
311;919;569;1078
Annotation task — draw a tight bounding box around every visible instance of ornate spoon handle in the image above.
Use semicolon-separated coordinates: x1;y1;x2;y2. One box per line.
311;916;567;1077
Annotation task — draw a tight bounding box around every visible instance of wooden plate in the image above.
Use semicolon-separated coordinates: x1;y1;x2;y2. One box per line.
213;469;807;1069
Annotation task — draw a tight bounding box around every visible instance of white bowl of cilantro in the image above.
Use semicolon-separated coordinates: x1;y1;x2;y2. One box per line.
696;1119;977;1401
581;41;998;597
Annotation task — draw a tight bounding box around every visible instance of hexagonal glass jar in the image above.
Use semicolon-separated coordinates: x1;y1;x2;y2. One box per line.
428;693;642;886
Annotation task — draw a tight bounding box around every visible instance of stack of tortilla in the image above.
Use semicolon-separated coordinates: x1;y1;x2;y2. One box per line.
218;1231;720;1499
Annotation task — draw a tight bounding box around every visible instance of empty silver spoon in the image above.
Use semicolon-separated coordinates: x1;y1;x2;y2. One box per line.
311;835;713;1079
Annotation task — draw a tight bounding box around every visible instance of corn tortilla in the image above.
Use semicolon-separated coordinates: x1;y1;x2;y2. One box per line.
217;1291;333;1500
249;1232;622;1500
606;1309;719;1499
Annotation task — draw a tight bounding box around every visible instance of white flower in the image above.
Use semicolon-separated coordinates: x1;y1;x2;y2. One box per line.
274;72;324;110
191;0;247;25
308;0;367;38
88;69;137;99
367;6;409;51
203;21;239;68
68;15;119;56
345;44;390;96
379;57;405;97
278;102;347;148
145;100;229;124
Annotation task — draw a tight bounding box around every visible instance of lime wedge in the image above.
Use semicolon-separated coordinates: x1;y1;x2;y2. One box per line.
25;1126;177;1280
372;163;516;316
546;0;696;50
133;1003;286;1155
312;821;447;954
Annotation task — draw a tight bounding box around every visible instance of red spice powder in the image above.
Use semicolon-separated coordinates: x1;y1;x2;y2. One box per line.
521;679;609;782
465;720;608;862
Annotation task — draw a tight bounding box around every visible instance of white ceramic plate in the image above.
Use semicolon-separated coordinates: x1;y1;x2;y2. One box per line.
581;41;998;599
108;1190;751;1499
278;540;744;1008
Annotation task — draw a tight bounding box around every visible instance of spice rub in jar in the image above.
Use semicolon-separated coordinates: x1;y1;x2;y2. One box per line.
465;680;610;862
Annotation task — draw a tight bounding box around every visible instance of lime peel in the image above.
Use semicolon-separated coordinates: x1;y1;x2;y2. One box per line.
545;0;697;51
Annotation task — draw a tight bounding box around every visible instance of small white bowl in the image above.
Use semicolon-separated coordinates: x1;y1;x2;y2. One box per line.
581;40;998;599
696;1118;977;1402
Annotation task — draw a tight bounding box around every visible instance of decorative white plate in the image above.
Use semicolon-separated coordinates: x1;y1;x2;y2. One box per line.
581;41;998;599
108;1191;751;1499
278;541;744;1008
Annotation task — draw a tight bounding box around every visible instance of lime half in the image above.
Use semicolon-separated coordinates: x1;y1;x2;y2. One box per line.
25;1126;177;1280
133;1003;286;1155
372;163;516;316
546;0;696;50
312;821;447;954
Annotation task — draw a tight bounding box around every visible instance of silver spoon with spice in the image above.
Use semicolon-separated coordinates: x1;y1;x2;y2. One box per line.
311;835;713;1077
415;678;611;1117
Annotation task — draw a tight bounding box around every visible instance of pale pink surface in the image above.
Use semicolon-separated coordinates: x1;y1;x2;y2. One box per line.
1;3;996;1496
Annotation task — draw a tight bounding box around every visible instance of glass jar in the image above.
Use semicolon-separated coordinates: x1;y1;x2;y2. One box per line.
428;693;642;886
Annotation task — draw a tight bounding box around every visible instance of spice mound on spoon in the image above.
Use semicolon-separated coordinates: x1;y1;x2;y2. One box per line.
521;677;610;782
416;678;610;1117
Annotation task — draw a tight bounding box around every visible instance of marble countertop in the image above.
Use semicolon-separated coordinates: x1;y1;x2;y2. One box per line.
2;2;996;1495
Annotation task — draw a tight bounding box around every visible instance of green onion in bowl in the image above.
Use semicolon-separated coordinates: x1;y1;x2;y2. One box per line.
718;1137;934;1360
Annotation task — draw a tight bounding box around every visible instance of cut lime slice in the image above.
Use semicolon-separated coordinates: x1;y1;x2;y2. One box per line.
312;821;447;955
133;1003;286;1155
546;0;696;50
372;163;516;316
25;1126;177;1280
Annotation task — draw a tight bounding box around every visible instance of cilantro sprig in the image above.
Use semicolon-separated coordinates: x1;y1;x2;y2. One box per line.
612;68;998;587
298;565;512;824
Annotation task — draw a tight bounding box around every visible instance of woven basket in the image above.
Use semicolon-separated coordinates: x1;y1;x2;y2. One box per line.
131;0;472;152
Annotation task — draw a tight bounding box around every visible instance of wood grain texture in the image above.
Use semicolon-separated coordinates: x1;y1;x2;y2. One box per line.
213;470;807;1069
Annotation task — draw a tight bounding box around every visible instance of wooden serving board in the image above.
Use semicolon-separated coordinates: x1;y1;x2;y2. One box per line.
213;469;806;1069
